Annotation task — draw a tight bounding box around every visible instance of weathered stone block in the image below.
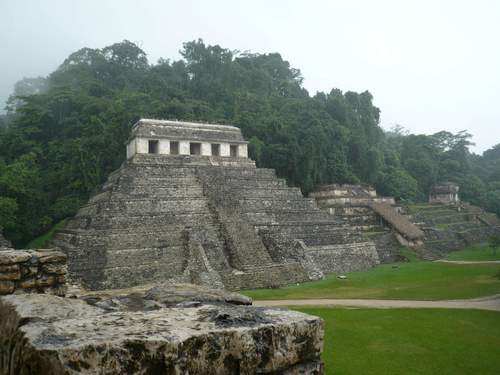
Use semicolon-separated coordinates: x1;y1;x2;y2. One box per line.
0;250;31;265
19;277;36;289
0;264;19;272
0;287;324;374
41;263;67;275
0;280;15;294
0;269;21;281
38;250;67;264
35;275;56;287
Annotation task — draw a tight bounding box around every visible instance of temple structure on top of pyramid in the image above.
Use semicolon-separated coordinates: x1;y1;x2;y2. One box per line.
52;119;379;291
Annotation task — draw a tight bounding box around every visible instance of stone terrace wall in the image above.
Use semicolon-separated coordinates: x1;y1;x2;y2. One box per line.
0;249;67;296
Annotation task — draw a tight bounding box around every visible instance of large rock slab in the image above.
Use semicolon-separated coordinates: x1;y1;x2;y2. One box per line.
0;285;324;374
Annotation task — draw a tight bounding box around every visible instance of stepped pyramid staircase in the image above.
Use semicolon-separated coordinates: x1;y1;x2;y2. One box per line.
53;155;378;290
310;186;415;263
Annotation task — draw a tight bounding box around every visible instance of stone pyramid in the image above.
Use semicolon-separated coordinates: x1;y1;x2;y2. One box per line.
53;119;378;290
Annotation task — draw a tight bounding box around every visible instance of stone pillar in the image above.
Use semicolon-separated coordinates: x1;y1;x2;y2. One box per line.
220;143;230;157
179;141;190;155
238;144;248;158
136;138;148;154
201;143;211;156
159;139;170;155
126;139;136;159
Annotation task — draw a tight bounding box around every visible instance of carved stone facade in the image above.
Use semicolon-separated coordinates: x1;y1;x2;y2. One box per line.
52;120;379;291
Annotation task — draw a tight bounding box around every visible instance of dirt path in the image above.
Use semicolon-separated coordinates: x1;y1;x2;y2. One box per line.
253;294;500;311
435;259;500;264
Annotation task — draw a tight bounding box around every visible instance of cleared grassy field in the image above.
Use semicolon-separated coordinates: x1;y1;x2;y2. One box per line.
295;307;500;375
446;244;500;261
244;261;500;301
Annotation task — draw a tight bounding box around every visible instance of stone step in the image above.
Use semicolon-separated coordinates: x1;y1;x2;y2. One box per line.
198;167;276;179
237;198;317;211
105;190;206;201
98;246;188;270
97;263;190;290
245;210;336;224
215;187;303;199
66;213;217;229
254;222;349;234
306;242;379;274
118;176;199;186
210;176;288;188
301;233;365;246
79;198;211;215
219;262;309;290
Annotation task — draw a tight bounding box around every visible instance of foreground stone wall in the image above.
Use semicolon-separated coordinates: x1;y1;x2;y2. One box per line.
0;283;324;374
0;249;67;296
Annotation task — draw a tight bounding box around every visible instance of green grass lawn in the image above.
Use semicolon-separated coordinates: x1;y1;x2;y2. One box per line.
25;219;68;249
294;307;500;375
244;261;500;301
446;244;500;261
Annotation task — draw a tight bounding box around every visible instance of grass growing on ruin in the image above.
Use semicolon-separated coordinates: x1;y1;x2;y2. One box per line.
244;261;500;301
294;307;500;375
445;244;500;261
25;219;68;249
435;223;450;230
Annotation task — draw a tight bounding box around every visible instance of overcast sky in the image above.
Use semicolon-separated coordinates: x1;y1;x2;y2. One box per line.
1;0;499;153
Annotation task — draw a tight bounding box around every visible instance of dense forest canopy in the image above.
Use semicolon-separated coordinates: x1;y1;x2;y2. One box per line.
0;40;499;246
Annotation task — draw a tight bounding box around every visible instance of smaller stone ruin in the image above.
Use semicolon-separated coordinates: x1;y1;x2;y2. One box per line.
310;184;420;262
409;201;500;258
429;182;460;204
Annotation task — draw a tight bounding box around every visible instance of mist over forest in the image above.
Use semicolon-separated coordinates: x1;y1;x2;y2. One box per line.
0;40;499;246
